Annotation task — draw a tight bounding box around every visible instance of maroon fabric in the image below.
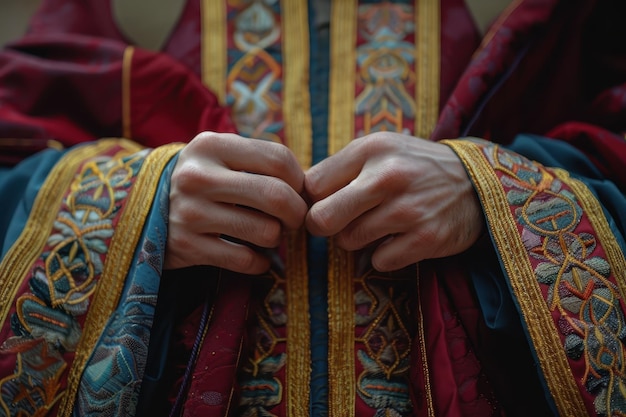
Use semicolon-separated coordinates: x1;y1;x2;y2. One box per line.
2;0;626;415
0;34;234;165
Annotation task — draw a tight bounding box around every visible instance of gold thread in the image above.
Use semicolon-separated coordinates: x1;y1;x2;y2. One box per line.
329;0;357;155
328;1;357;415
281;1;312;414
554;169;626;303
472;0;523;59
415;267;435;417
327;239;355;417
282;0;312;169
200;0;227;102
58;143;184;416
0;139;142;328
122;46;134;139
415;0;440;139
414;0;441;408
285;228;311;417
443;139;587;416
0;138;63;150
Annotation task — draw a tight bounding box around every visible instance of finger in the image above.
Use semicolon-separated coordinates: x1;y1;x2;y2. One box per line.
371;232;435;272
191;203;282;248
306;177;382;236
335;204;405;251
194;132;305;192
304;140;367;203
211;171;308;229
165;233;271;274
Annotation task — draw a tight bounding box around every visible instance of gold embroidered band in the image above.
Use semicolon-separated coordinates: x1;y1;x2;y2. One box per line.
58;142;184;416
443;139;588;416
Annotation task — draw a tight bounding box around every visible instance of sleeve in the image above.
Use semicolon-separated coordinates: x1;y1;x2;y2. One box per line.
0;32;235;167
0;139;184;416
444;132;626;417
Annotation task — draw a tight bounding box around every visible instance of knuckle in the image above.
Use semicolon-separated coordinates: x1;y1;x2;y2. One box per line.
172;162;210;191
307;206;334;235
258;219;282;247
359;132;393;156
264;180;291;207
338;226;367;251
304;171;322;200
228;248;267;274
267;143;295;169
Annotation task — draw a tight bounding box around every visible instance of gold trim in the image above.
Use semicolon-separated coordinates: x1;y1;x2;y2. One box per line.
328;2;357;415
282;0;312;169
0;138;63;150
554;169;626;302
201;0;227;102
0;140;142;327
443;139;588;416
415;0;440;139
286;228;311;417
122;46;134;139
328;0;357;155
415;268;435;417
58;143;184;416
473;0;523;58
328;239;355;417
281;1;311;414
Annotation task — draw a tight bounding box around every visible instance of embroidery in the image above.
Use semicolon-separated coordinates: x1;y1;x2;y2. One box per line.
356;2;416;136
238;271;287;417
0;150;147;416
479;141;626;416
226;0;284;143
355;271;415;416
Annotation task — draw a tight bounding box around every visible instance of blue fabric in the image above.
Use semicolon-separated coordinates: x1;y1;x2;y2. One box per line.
308;3;330;415
0;149;64;258
74;155;177;416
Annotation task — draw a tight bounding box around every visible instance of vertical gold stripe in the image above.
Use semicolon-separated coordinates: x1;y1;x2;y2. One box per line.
328;239;356;417
415;271;436;417
328;2;357;416
282;1;312;415
443;139;588;416
555;169;626;302
201;0;227;102
286;228;311;417
282;0;312;169
58;143;184;416
0;140;142;328
122;46;134;139
413;0;441;408
329;0;357;154
415;0;440;139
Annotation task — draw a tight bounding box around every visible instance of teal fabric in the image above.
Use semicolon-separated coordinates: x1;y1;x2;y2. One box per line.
307;2;330;414
0;149;64;258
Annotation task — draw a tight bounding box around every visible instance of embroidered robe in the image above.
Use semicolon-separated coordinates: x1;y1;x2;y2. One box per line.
1;0;626;416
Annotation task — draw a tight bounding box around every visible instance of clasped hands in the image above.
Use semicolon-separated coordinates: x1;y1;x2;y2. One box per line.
165;131;484;274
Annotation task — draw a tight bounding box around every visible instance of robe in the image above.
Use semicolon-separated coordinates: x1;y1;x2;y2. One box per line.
1;0;626;416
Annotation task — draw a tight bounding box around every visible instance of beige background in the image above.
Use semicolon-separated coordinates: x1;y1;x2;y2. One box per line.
0;0;43;46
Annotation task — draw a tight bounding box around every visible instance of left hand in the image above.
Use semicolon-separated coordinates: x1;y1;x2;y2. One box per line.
304;132;484;271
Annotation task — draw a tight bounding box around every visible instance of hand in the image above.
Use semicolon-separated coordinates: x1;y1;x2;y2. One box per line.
304;132;484;272
165;132;307;274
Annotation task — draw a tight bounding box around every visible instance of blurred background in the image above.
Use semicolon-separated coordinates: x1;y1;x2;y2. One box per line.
0;0;43;46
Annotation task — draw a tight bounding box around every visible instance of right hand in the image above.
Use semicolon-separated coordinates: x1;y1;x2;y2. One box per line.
165;132;307;274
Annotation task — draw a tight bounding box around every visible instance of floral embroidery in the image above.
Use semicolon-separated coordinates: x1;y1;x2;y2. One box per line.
0;150;147;416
